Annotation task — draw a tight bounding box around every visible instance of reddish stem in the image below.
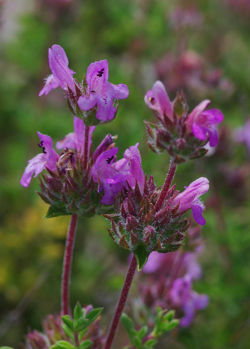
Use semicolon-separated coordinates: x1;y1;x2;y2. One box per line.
61;214;78;315
83;125;90;169
155;161;176;211
104;255;137;349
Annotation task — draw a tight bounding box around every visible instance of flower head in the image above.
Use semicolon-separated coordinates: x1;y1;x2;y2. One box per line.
173;177;209;225
20;132;58;187
186;100;224;147
78;59;129;122
39;44;75;96
144;81;224;162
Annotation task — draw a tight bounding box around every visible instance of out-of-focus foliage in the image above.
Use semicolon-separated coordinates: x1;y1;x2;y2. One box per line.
0;0;250;348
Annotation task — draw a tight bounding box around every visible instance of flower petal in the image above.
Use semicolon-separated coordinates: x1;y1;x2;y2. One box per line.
48;45;75;92
192;204;206;225
144;81;173;121
110;83;129;99
20;153;47;187
39;75;60;96
78;93;97;111
86;59;109;92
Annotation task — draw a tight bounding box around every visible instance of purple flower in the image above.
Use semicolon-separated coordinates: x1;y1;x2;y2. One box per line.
91;144;144;205
174;177;209;225
142;251;166;273
56;116;95;156
170;276;208;327
186;100;224;146
78;60;129;122
114;143;145;194
144;81;174;121
234;119;250;154
20;133;59;187
39;44;75;96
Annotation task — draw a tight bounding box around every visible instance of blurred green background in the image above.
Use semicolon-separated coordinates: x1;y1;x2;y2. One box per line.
0;0;250;348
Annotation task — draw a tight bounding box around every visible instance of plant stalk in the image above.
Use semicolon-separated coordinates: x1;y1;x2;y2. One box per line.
61;214;78;315
104;254;137;349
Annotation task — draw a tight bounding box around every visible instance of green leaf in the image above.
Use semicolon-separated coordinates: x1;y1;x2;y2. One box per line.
74;318;89;332
164;310;175;322
62;315;74;332
121;313;136;338
134;246;149;270
86;307;103;323
143;339;158;348
62;323;75;341
163;319;179;332
0;347;14;349
79;340;92;349
138;326;148;340
74;303;83;321
50;341;75;349
46;204;69;218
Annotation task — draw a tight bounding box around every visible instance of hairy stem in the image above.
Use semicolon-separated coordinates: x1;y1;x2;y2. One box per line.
155;161;176;211
61;214;78;315
104;255;137;349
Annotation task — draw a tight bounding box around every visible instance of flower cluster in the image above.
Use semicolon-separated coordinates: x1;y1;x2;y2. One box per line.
21;116;144;217
105;161;209;268
139;227;208;327
39;45;129;125
144;81;224;162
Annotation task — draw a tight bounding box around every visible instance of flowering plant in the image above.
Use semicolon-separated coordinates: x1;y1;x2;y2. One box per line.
10;43;224;349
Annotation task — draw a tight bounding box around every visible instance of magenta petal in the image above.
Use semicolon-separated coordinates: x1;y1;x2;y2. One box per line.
144;81;173;120
195;294;209;309
37;132;58;170
39;75;60;96
78;93;97;111
50;44;69;66
124;143;144;194
192;123;207;141
110;83;129;99
208;127;219;147
192;204;206;225
188;99;210;122
204;109;224;123
86;59;109;90
49;45;75;92
56;132;76;150
20;153;47;187
96;98;117;122
92;134;114;162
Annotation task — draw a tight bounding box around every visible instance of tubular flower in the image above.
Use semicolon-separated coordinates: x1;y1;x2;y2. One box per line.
170;276;209;327
20;132;59;187
78;59;129;122
186;100;224;147
173;177;209;225
144;80;173;121
92;143;144;205
39;44;75;96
